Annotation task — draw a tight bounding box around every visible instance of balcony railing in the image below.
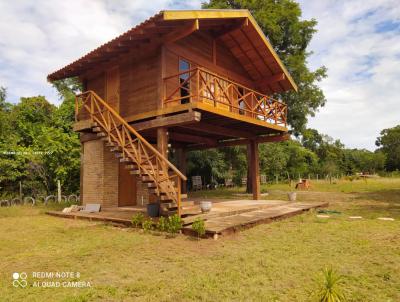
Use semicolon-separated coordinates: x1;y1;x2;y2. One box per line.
163;67;287;127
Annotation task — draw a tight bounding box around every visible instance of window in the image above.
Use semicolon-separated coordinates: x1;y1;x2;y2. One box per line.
179;59;190;104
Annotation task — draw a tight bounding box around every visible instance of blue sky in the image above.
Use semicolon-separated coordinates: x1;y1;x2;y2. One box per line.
0;0;399;150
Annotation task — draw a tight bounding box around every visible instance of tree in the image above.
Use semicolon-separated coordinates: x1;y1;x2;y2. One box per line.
0;79;82;197
203;0;327;134
376;125;400;171
259;143;289;179
301;128;323;152
187;149;229;186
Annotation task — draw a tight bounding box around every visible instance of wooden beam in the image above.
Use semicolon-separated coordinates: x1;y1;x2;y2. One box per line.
258;73;285;88
169;132;217;146
131;111;201;131
79;132;100;143
249;140;260;200
181;122;254;139
216;18;248;38
187;133;289;150
194;102;287;132
164;19;199;43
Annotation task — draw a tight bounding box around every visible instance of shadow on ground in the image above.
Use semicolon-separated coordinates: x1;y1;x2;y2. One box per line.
347;189;400;218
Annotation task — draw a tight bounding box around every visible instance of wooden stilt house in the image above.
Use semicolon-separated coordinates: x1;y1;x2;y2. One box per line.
47;10;297;216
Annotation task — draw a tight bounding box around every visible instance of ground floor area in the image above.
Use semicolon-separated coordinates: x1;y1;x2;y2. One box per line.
47;199;327;237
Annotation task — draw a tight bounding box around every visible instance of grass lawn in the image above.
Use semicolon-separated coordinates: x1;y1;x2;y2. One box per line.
0;178;399;301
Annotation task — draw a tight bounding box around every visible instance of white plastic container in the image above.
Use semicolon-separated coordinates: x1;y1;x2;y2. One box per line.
200;201;212;213
288;192;297;202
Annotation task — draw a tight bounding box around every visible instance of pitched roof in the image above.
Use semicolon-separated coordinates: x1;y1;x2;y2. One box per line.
48;9;297;93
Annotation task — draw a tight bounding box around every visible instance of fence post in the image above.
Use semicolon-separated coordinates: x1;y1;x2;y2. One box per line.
19;181;23;202
57;180;61;203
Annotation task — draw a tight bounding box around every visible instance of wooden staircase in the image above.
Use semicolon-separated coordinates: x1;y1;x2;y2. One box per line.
75;90;187;216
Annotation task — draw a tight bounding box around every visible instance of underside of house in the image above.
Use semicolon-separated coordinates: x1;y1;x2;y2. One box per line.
47;10;297;216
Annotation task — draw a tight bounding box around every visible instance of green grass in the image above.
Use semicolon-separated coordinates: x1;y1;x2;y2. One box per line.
0;178;399;301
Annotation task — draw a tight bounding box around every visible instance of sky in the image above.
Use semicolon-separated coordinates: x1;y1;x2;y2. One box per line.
0;0;399;150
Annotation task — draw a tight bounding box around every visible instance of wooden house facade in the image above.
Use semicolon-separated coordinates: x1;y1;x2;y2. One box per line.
48;10;297;216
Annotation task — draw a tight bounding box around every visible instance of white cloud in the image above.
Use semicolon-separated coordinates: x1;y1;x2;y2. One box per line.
0;0;203;104
0;0;398;150
299;0;400;150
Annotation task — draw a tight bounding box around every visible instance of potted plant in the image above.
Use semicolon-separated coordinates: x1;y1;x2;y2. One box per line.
200;201;212;213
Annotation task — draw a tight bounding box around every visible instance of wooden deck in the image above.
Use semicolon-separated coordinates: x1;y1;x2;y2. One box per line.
46;206;145;226
182;200;328;237
46;200;328;237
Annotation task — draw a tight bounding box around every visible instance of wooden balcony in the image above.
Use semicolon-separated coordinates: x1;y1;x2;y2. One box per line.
163;67;287;129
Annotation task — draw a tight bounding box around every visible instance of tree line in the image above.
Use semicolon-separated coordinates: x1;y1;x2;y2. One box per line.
0;83;398;197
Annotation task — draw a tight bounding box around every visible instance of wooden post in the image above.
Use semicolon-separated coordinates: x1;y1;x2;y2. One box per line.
177;178;181;217
157;46;166;109
246;145;252;193
177;148;187;194
157;127;168;156
19;181;23;202
157;127;168;172
57;180;61;203
249;140;260;200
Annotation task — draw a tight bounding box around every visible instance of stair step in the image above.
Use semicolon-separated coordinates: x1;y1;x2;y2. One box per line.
92;127;102;132
110;147;121;152
160;195;173;201
105;142;115;147
125;164;159;170
148;188;166;194
130;170;164;176
141;176;155;183
181;200;194;206
96;132;106;137
120;158;133;163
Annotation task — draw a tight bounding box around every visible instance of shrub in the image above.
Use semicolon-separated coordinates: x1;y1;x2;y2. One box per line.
192;218;206;238
142;219;154;232
157;216;168;232
131;213;145;228
166;214;183;234
313;267;347;302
